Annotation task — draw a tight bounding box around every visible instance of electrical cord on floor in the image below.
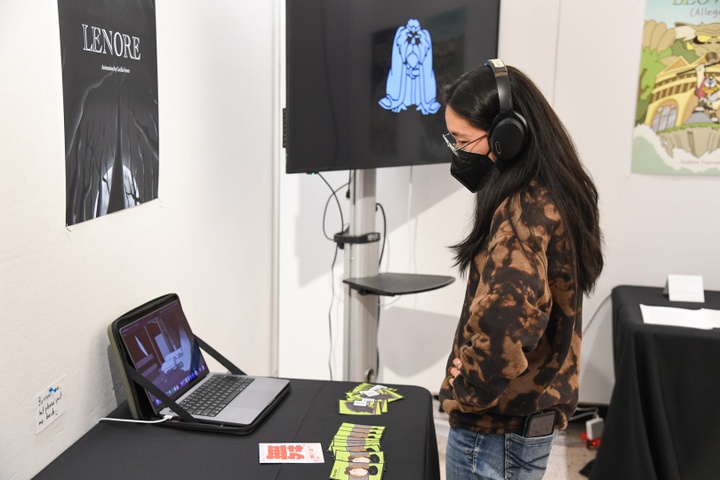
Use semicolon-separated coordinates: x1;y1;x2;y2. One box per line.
569;405;600;422
568;411;598;422
99;414;174;424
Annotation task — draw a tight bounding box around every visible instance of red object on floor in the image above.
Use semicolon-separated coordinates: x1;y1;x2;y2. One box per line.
580;431;602;449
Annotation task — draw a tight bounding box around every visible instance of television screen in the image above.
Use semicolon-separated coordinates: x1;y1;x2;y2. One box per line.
284;0;501;174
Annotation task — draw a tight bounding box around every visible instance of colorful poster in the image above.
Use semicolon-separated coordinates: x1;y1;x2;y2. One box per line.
633;1;720;175
58;0;159;225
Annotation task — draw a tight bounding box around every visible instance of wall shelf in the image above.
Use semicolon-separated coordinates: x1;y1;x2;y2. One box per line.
343;272;455;296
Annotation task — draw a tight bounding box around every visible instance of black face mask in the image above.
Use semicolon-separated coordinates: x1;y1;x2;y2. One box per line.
450;150;496;193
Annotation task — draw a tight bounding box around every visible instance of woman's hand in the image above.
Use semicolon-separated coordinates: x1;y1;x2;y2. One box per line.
447;357;463;387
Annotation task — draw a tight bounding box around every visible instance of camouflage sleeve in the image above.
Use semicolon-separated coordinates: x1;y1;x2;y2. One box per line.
451;226;551;413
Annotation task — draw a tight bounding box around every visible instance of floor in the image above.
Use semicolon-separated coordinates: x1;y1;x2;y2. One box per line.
433;400;597;480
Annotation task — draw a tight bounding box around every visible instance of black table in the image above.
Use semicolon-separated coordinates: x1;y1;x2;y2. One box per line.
34;379;440;480
590;285;720;480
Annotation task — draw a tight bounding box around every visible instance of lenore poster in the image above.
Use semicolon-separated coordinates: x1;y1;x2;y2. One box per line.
58;0;159;226
633;1;720;175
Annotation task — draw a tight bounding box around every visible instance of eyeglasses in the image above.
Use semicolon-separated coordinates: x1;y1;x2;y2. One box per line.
442;133;487;157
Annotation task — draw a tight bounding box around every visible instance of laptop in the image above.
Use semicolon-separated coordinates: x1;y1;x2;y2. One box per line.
108;294;289;428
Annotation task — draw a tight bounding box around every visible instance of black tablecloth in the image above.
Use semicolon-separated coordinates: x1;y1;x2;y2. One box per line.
590;285;720;480
34;378;440;480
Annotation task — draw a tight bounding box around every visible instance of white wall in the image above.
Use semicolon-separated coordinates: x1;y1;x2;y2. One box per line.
0;1;278;478
5;0;720;477
278;0;720;405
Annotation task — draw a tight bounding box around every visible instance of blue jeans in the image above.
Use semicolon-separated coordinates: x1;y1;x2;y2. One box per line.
446;427;556;480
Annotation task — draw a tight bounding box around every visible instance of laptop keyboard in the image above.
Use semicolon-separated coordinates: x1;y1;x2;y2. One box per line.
179;375;254;417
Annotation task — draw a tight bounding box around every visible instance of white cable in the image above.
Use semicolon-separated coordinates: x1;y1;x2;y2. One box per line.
581;292;612;335
568;411;598;422
406;167;416;275
573;405;599;412
99;414;173;424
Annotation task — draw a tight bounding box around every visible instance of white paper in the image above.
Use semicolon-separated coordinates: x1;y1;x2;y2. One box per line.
640;304;720;330
665;274;705;303
704;308;720;328
36;377;67;435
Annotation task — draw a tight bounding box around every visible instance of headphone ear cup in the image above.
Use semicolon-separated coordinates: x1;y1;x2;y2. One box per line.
488;112;528;161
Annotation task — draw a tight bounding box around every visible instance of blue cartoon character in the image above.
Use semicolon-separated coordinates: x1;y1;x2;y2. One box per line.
378;19;441;115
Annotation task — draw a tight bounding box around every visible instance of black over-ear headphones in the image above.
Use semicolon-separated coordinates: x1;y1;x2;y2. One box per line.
485;59;528;162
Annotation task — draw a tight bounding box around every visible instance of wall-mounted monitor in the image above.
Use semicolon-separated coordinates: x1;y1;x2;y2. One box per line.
285;0;501;174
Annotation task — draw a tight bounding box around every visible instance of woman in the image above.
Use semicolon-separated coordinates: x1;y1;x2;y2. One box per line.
439;59;603;480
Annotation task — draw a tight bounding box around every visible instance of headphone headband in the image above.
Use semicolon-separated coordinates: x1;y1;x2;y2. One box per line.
484;59;513;112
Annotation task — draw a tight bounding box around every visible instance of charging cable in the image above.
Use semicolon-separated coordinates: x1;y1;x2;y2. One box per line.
568;409;599;422
99;414;174;424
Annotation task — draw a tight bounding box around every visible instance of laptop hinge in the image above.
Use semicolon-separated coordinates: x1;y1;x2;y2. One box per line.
122;356;198;422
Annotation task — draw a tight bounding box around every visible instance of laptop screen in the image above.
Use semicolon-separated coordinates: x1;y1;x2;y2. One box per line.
119;298;208;410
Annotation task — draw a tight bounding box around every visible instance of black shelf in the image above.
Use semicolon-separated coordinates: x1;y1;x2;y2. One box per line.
343;272;455;296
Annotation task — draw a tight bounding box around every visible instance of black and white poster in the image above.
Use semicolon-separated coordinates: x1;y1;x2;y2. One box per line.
58;0;159;226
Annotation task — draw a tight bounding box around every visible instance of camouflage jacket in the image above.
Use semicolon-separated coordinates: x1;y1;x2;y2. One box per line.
439;182;581;434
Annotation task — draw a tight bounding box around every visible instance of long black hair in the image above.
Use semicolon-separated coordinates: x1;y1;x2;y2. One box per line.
443;64;603;294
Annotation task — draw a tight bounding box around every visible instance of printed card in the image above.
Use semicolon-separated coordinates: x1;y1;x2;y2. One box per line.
258;443;325;463
329;460;384;480
335;450;385;464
